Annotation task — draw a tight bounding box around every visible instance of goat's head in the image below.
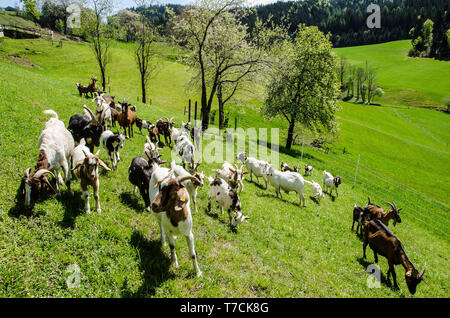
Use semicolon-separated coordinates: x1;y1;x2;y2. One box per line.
405;264;427;295
22;167;56;210
236;152;247;163
73;150;110;179
385;201;402;226
228;190;249;228
263;164;274;177
152;174;200;215
334;176;342;188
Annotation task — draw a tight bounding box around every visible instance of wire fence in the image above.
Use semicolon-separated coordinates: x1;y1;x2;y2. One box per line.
315;151;449;240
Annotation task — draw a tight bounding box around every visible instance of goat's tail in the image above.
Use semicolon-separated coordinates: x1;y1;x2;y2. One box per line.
170;160;177;170
43;109;58;119
304;180;313;186
79;138;86;146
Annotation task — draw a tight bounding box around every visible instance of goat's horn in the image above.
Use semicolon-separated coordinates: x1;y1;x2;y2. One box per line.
83;105;97;124
24;168;31;178
33;169;56;180
385;201;396;210
419;264;426;280
144;150;152;161
367;197;371;205
392;201;398;210
176;175;201;185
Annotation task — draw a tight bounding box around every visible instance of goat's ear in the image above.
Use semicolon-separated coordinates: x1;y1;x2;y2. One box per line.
97;159;111;171
243;171;250;175
174;189;188;212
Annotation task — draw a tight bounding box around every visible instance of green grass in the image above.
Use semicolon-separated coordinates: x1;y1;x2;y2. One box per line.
334;40;450;108
0;38;448;298
0;11;40;30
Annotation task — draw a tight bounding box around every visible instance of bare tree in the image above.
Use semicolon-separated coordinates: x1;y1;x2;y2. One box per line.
83;0;114;92
134;0;158;104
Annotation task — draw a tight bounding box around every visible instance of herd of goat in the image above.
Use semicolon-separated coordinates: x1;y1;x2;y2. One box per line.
16;79;427;293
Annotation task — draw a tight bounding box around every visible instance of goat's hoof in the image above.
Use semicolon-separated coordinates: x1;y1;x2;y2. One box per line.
196;271;203;278
172;261;179;268
145;207;151;212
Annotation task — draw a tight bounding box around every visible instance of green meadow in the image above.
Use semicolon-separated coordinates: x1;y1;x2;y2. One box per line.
0;37;448;298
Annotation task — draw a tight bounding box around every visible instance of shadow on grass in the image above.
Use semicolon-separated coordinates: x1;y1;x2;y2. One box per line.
204;205;239;233
8;181;51;218
120;191;144;212
256;192;303;208
357;257;397;291
122;230;173;297
58;190;85;228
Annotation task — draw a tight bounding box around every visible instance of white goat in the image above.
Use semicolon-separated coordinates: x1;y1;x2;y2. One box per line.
22;110;75;209
72;139;111;214
150;168;202;277
171;121;190;142
213;161;248;193
236;152;269;189
92;93;112;130
323;170;342;197
207;176;249;228
310;180;324;203
171;160;205;213
263;165;312;207
174;135;195;169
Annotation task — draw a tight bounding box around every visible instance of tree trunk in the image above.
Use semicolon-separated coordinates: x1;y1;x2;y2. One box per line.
286;118;295;150
100;66;106;92
218;85;224;131
141;73;146;104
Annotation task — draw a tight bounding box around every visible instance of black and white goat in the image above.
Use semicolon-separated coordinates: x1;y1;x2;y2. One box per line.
100;130;126;170
213;161;248;193
207;176;249;229
174;135;195;169
304;164;313;176
68;105;103;153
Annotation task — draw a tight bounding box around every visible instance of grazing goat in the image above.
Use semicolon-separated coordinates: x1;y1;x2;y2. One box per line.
156;117;174;145
150;169;203;277
68;105;103;153
363;219;427;294
72;139;111;214
322;170;342;197
207;176;249;229
263;165;312;207
364;197;402;227
21;110;74;209
128;155;159;211
100;130;126;170
310;180;324;203
280;161;298;172
304;164;313;176
117;99;137;138
236;152;269;189
171;160;205;213
174;135;195;169
213;161;248;193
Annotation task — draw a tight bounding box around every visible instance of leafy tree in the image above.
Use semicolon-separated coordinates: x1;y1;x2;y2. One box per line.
21;0;40;23
263;25;340;150
169;0;244;130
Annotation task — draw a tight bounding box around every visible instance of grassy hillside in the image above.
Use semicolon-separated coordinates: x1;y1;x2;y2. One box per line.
0;11;40;29
0;38;448;298
334;40;450;108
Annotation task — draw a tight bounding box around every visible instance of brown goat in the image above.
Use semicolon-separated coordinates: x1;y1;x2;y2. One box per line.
352;204;368;236
363;219;427;294
364;197;402;227
76;83;90;97
86;77;98;98
156;117;174;146
117;100;137;138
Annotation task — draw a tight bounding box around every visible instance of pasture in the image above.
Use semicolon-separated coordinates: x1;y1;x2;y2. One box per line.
0;37;448;297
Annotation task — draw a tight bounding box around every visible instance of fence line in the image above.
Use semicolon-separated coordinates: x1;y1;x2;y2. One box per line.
322;154;449;239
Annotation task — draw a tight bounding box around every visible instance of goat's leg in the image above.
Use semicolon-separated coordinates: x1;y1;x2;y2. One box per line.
61;160;72;195
134;185;138;195
94;178;101;213
185;232;202;277
389;261;398;289
207;199;211;212
168;234;178;268
81;183;90;214
352;220;355;231
362;237;368;259
373;251;378;263
299;192;306;207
